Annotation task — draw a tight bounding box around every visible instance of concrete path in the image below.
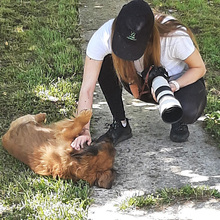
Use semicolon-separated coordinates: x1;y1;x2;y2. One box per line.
79;1;220;219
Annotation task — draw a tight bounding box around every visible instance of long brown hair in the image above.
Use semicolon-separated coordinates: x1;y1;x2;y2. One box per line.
111;13;198;88
155;13;199;49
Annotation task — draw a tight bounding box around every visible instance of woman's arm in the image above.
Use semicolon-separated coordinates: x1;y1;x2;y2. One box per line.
71;55;103;150
169;49;206;92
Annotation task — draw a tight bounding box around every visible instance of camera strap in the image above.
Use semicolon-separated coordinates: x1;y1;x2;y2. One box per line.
128;66;153;99
139;65;153;97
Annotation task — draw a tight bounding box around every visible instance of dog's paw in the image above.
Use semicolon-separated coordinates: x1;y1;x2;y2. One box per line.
76;109;92;124
35;113;47;123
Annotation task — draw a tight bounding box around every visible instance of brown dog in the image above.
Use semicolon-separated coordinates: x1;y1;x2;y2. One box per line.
2;109;116;189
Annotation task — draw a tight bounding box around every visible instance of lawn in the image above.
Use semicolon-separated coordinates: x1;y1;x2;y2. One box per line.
0;0;91;218
0;0;219;219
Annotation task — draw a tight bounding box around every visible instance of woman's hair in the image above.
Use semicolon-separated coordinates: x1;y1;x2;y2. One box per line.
155;13;199;49
111;13;198;88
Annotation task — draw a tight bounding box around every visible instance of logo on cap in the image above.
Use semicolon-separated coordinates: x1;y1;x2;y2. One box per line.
127;31;137;41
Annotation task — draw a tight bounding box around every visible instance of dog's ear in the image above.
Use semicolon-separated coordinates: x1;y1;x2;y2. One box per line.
95;169;116;189
35;113;46;123
70;143;99;159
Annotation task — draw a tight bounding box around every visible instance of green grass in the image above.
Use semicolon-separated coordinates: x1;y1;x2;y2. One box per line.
149;0;220;143
119;185;220;211
0;149;93;219
0;0;90;218
0;0;82;126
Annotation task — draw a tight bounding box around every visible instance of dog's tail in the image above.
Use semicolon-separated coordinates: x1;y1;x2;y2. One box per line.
53;109;92;141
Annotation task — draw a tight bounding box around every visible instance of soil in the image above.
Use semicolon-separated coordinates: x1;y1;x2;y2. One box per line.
79;1;220;219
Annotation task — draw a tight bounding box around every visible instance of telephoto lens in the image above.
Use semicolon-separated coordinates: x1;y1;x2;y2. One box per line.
147;66;183;124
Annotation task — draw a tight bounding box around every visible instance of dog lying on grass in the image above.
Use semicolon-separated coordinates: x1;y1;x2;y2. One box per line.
2;109;116;189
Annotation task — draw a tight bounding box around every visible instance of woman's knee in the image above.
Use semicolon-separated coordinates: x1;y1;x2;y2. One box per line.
181;105;200;124
175;79;207;124
98;55;115;81
179;94;206;124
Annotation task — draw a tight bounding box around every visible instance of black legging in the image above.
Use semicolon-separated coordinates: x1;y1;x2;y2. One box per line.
98;55;207;124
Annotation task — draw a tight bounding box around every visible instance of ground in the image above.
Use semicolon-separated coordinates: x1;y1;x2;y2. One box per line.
79;1;220;219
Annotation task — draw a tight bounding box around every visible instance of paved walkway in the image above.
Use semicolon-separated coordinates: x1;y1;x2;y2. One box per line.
79;1;220;219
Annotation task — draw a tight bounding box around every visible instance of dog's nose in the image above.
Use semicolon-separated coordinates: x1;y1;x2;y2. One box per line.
95;179;113;189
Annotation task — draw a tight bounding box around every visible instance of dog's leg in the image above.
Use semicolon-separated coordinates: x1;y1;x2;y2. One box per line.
54;109;92;142
73;109;92;128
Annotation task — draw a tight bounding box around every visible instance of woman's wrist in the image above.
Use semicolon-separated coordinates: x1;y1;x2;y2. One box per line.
81;127;90;135
169;80;180;92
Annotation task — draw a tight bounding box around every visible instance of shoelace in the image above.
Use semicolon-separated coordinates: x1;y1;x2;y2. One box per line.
104;121;120;131
110;121;121;130
174;123;187;132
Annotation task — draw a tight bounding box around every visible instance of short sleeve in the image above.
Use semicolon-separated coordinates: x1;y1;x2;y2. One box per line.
171;31;195;60
86;19;113;60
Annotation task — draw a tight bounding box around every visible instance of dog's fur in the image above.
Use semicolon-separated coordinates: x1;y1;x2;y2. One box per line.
2;110;116;189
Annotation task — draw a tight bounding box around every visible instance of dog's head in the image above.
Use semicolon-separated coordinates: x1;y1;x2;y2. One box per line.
71;140;116;189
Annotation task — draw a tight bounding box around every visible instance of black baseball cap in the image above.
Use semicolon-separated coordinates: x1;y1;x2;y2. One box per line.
112;0;154;61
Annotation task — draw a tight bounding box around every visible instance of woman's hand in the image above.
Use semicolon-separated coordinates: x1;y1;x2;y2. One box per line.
71;129;92;151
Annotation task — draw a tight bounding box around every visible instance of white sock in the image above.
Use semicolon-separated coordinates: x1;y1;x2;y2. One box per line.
121;119;127;127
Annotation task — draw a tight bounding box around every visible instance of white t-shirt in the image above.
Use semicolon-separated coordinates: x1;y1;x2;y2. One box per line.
86;18;195;78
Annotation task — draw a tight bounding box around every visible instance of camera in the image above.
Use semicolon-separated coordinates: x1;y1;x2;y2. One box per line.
148;66;183;124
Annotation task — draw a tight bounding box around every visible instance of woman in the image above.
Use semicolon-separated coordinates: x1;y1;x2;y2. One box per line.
71;0;206;150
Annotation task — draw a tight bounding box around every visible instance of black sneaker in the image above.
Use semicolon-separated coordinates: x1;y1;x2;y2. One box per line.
97;118;132;145
170;121;190;143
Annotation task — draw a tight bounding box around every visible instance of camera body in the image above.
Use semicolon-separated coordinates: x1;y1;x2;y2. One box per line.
148;66;183;124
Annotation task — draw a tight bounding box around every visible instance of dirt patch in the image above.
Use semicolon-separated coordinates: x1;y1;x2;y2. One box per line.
79;1;220;219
